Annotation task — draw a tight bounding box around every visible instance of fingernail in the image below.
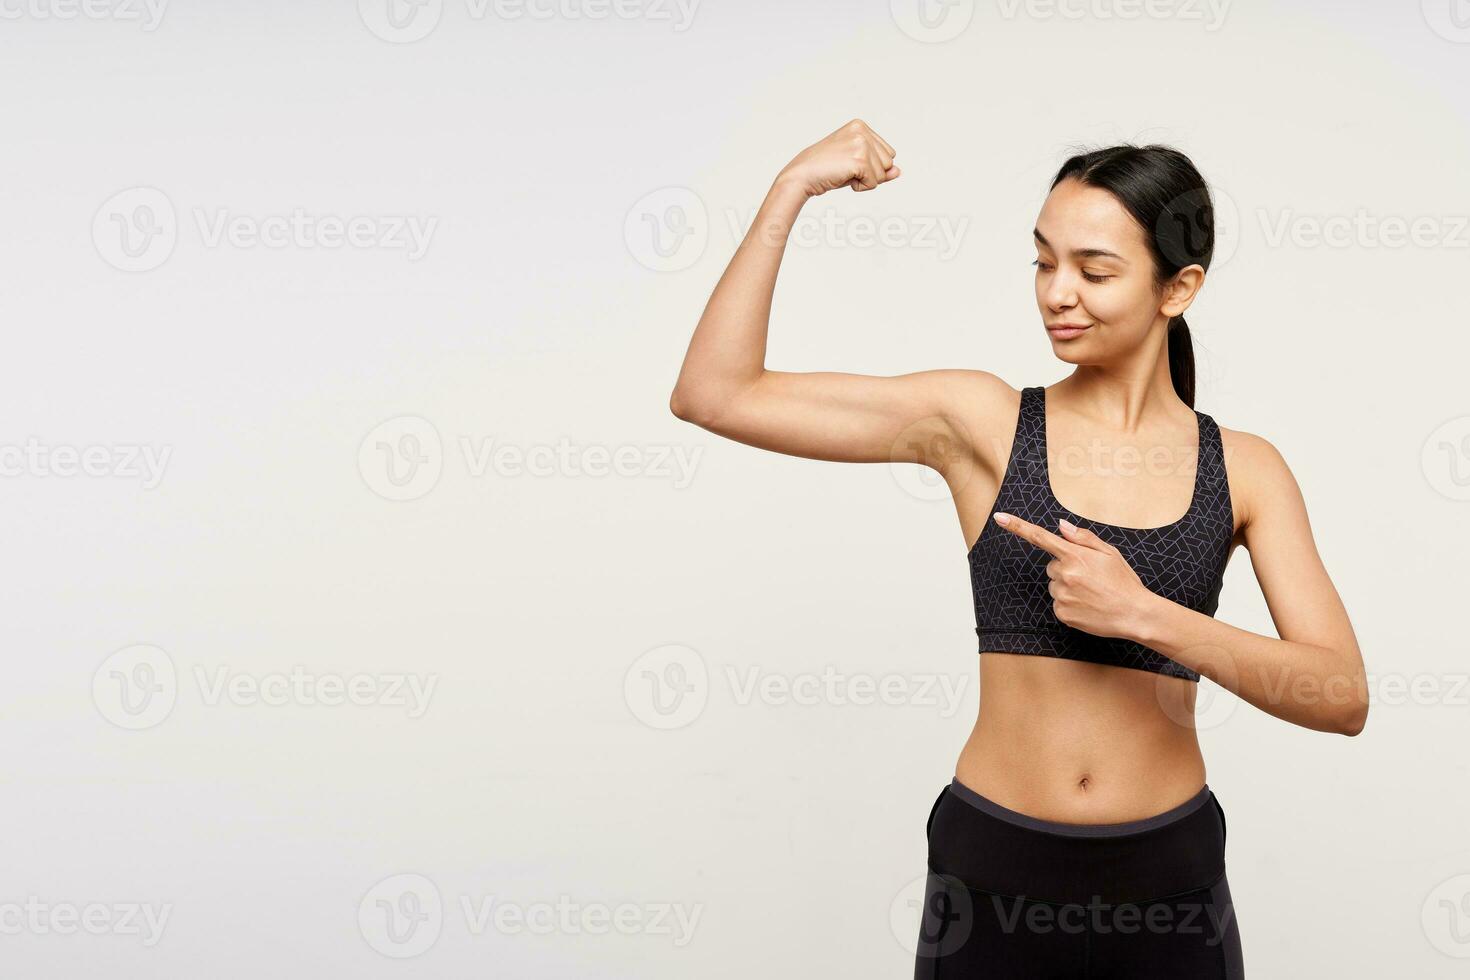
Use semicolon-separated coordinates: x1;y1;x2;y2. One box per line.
1059;518;1077;533
994;513;1011;526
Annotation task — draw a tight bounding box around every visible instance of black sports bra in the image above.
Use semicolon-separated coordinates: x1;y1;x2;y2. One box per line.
967;385;1235;682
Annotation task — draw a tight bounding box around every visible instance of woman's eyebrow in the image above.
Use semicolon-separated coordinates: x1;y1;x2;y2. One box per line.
1032;229;1128;263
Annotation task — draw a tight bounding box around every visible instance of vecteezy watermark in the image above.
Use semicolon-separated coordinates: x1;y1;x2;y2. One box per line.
896;871;974;958
625;186;974;273
625;187;709;273
92;187;437;272
459;894;702;946
458;437;700;487
358;0;699;44
92;644;178;730
1422;0;1470;43
984;893;1236;943
1257;209;1470;250
1421;415;1470;502
1422;873;1470;958
0;897;172;946
0;0;169;30
623;644;710;731
92;187;177;273
1365;671;1470;708
358;0;444;43
623;644;972;730
724;665;969;716
360;875;443;958
0;439;171;489
1153;645;1240;733
890;0;976;43
192;666;437;717
192;208;436;260
1157;184;1241;271
357;873;702;958
1158;652;1377;734
993;0;1231;30
357;416;704;502
724;206;971;261
358;416;444;502
888;416;982;504
92;645;438;730
899;871;1237;958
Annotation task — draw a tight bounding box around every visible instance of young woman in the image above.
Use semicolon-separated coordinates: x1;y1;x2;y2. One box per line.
669;120;1368;978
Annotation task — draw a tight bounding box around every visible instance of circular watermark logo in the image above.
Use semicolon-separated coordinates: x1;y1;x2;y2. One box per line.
1157;184;1240;273
893;871;974;958
623;644;708;730
888;417;978;503
1422;0;1470;43
1421;415;1470;501
358;416;443;502
359;873;443;958
1422;873;1470;958
1188;675;1240;731
93;187;177;273
625;187;708;273
1153;646;1240;732
358;0;443;43
890;0;975;43
92;644;177;730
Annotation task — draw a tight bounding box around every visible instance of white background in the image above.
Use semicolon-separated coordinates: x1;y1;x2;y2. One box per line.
2;0;1468;976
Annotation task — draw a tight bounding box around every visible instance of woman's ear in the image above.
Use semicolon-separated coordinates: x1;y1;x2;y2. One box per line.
1160;265;1206;318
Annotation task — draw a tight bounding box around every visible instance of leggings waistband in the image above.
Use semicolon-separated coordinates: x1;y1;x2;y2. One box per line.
927;781;1227;906
946;778;1214;838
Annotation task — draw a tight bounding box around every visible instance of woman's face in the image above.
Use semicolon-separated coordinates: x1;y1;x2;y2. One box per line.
1032;177;1181;364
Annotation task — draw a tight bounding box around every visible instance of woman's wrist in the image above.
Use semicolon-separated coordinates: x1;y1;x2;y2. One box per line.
741;175;809;248
770;170;813;204
1124;588;1174;649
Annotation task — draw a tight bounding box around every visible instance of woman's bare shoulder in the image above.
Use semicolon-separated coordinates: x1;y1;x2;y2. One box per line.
923;369;1021;417
1215;423;1304;533
920;370;1024;470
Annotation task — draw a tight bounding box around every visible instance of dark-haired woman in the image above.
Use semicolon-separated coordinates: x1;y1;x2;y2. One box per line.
669;119;1367;978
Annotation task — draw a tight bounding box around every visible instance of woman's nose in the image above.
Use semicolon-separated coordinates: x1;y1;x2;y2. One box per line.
1043;270;1079;311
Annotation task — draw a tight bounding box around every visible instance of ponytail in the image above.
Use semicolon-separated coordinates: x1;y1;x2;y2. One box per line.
1167;316;1195;408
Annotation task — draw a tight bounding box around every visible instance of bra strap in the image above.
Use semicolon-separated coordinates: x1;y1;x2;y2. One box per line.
1193;411;1228;501
1006;386;1048;487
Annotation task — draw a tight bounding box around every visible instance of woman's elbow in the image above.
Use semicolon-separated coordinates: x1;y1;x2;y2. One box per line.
670;376;747;429
1335;699;1368;737
669;384;710;426
1329;671;1369;737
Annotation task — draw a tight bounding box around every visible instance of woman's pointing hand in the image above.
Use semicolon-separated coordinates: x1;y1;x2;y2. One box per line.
993;512;1157;641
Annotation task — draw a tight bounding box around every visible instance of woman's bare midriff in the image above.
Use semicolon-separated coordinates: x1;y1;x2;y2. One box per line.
954;651;1208;824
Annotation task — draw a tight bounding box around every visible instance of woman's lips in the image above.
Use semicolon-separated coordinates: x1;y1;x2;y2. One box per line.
1047;323;1091;340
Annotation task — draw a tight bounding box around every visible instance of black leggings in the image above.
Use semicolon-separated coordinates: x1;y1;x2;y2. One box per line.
914;779;1244;979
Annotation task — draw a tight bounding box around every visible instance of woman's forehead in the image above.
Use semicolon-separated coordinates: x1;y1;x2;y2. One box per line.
1036;179;1147;253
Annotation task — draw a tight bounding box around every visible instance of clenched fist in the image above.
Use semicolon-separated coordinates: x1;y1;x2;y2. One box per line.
777;118;902;198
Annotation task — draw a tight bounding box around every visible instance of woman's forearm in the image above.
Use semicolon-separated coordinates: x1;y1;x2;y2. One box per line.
669;176;809;424
1127;592;1369;736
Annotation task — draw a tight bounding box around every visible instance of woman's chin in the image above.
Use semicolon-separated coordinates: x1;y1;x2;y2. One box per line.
1047;338;1092;362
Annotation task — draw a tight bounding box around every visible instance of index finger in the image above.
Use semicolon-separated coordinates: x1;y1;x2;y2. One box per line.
994;512;1073;558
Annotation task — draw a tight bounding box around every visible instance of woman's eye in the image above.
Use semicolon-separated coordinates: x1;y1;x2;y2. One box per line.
1032;259;1109;283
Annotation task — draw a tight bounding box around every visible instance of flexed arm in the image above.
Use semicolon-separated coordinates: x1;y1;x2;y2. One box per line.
669;119;1011;472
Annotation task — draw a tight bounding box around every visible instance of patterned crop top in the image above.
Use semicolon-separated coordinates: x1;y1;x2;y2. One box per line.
966;385;1235;682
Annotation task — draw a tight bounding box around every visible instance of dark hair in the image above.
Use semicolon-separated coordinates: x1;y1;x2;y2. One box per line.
1048;144;1214;408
